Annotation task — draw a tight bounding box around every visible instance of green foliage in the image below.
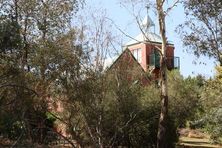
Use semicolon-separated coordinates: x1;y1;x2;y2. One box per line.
198;66;222;143
168;70;203;127
179;0;222;65
68;67;180;147
1;0;215;147
178;0;222;142
0;19;22;53
0;0;83;145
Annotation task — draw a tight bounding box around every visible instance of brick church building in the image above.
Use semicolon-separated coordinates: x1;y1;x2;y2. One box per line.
108;15;179;82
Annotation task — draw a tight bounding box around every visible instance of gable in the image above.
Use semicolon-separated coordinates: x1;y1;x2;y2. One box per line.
106;48;149;85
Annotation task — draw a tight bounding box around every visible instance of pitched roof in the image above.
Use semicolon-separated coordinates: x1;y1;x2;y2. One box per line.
106;48;145;73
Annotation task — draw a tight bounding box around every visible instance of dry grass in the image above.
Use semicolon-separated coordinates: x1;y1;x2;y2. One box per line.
178;128;222;148
179;137;221;148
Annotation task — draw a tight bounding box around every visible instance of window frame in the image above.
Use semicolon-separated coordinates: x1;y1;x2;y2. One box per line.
132;48;142;63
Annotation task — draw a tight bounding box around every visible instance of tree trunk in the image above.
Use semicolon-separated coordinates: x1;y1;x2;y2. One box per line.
156;0;168;148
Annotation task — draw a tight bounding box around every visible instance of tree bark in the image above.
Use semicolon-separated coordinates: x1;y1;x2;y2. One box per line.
156;0;168;148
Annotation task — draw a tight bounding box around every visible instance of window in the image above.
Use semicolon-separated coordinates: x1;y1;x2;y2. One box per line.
132;48;142;63
149;48;160;68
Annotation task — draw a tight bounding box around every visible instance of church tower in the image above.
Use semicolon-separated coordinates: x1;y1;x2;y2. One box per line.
125;14;179;78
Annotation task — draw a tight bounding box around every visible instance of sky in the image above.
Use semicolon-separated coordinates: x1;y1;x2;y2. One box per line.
85;0;216;78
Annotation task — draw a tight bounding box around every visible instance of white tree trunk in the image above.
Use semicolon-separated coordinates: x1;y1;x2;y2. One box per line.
156;0;168;147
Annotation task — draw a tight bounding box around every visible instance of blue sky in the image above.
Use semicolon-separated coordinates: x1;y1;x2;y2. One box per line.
85;0;216;78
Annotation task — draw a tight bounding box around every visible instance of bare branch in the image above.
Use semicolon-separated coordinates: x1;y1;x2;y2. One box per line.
0;84;39;96
107;111;138;146
105;17;142;45
48;128;77;148
134;15;150;41
164;0;180;15
154;46;163;57
105;17;165;49
11;111;26;147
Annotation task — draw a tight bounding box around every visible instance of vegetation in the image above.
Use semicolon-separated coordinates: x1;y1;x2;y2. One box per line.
195;66;222;143
178;0;222;65
178;0;222;143
0;0;221;147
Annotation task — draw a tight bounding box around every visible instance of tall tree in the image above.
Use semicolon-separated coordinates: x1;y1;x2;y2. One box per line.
155;0;179;147
0;0;85;145
155;1;168;147
178;0;222;65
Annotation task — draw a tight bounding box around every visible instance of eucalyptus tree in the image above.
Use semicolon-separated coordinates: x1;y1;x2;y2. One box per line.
0;0;85;145
178;0;222;65
118;0;180;147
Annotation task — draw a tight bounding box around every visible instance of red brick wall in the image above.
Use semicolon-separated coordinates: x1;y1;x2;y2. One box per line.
128;43;174;70
128;43;147;71
127;42;175;79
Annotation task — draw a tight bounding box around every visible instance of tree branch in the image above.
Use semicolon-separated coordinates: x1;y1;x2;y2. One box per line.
0;84;39;96
164;0;180;15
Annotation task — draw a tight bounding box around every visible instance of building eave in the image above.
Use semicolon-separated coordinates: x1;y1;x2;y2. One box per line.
123;41;175;48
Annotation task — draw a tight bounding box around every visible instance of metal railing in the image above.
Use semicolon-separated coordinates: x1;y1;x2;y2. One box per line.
149;54;180;69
